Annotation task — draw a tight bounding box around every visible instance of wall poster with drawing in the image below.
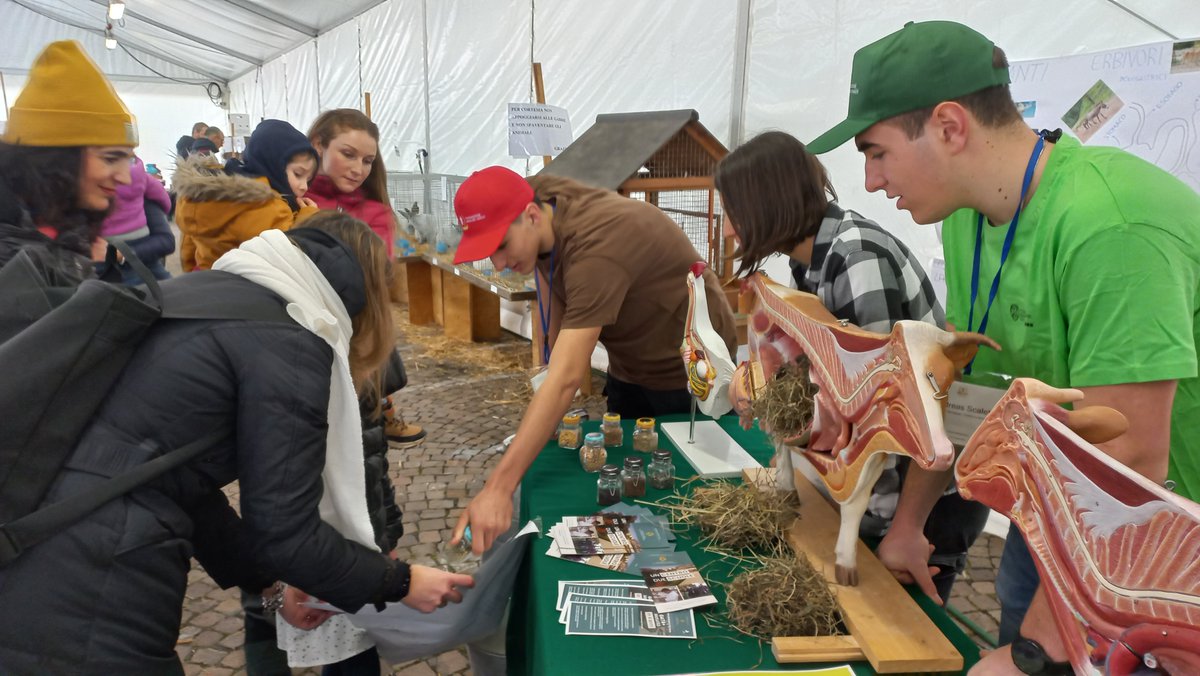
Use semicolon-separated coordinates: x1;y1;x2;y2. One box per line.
1010;39;1200;192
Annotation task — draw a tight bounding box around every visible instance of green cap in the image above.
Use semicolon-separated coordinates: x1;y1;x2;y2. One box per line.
807;21;1010;154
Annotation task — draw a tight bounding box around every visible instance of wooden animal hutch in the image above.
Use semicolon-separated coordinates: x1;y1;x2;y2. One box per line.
538;109;737;309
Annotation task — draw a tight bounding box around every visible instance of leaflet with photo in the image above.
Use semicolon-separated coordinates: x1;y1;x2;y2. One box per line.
547;542;692;575
551;515;638;556
641;562;717;613
564;600;696;639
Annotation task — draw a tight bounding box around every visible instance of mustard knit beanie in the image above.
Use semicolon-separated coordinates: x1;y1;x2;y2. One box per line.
2;40;138;147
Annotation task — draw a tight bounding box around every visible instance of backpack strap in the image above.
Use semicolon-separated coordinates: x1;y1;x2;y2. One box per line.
0;428;227;566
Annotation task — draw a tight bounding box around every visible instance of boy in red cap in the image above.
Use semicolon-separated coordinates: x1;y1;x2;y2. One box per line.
810;20;1200;674
450;166;736;554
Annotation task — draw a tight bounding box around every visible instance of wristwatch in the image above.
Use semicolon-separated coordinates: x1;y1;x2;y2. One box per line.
1011;634;1074;675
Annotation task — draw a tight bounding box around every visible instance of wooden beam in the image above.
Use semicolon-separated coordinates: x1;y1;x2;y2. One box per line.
620;176;714;192
773;635;865;663
745;468;964;674
430;266;446;327
533;63;552;168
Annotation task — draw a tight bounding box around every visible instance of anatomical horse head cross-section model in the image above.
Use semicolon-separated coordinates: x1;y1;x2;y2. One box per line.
957;378;1200;676
723;274;997;585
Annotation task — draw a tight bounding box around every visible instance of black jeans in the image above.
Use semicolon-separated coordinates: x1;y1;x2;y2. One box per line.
603;372;693;419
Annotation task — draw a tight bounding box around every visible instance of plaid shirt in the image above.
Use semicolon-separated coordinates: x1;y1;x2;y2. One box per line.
789;203;944;332
788;203;947;535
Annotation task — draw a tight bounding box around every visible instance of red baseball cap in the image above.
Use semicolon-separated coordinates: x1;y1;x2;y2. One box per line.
453;166;534;264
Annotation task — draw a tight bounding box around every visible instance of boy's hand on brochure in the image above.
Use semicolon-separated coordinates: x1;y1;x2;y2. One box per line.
402;565;475;613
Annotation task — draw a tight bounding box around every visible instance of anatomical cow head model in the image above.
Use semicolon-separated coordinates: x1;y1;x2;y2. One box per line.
681;262;736;418
957;378;1200;676
730;274;997;585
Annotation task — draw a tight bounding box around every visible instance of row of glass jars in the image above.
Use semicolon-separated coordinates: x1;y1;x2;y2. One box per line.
559;412;658;452
597;450;674;505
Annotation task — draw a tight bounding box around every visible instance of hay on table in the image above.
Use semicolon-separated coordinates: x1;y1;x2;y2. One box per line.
724;551;844;640
652;473;800;553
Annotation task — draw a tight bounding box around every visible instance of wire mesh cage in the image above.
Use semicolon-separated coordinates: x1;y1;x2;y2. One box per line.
639;130;721;180
387;171;535;292
623;188;728;276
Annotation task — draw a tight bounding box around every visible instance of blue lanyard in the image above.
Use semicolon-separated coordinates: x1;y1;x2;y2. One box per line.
964;136;1045;375
534;249;555;364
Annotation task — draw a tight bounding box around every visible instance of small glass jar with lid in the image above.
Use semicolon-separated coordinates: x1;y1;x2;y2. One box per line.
579;432;607;472
631;417;658;453
596;464;622;506
621;456;646;499
648;448;675;490
558;412;583;449
601;412;623;447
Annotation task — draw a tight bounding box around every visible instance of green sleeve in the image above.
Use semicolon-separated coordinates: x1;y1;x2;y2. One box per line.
1059;226;1198;386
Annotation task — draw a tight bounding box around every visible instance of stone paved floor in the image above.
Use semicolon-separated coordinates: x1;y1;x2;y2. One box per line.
177;303;1004;675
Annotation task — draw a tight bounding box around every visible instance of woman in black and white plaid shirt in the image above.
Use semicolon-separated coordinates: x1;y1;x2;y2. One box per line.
714;130;987;605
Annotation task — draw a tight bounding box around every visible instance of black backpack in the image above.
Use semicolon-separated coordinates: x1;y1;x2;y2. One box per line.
0;243;293;566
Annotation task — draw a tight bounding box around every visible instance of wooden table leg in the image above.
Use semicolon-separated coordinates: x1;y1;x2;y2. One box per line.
431;267;445;327
405;259;435;325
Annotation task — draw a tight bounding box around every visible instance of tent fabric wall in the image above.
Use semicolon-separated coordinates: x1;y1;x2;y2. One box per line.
531;0;737;174
284;41;321;136
358;0;427;174
316;19;363;114
425;0;532;176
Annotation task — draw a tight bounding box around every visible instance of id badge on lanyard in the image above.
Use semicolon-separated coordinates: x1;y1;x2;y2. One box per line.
944;380;1008;446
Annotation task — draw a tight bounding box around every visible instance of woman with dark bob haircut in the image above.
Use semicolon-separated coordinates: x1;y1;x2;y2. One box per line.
714;130;988;606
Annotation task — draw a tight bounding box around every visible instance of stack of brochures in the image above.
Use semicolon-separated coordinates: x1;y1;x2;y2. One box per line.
546;504;686;574
546;504;717;615
555;579;697;639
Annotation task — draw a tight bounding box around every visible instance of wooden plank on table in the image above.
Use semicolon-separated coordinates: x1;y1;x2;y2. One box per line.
772;635;865;663
405;259;435;325
443;274;501;342
431;266;445;327
744;468;963;674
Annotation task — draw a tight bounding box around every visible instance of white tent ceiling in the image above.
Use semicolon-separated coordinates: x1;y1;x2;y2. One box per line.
1;0;389;83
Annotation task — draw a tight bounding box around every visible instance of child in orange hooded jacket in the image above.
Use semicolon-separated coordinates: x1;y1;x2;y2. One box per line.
174;119;319;270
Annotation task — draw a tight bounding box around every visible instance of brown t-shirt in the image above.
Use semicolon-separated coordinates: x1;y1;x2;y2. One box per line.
530;175;737;390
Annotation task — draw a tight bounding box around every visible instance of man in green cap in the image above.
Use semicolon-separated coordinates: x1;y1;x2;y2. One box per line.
809;20;1200;674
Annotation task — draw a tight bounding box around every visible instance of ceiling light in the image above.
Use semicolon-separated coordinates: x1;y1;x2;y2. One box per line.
105;28;117;50
108;1;126;21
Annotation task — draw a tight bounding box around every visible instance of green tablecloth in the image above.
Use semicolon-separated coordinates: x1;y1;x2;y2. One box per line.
509;414;980;675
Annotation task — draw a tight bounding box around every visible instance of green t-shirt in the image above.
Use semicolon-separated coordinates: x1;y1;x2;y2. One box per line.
943;135;1200;500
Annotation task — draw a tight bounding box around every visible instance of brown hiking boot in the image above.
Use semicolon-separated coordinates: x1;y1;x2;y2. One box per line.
386;419;426;444
383;397;426;444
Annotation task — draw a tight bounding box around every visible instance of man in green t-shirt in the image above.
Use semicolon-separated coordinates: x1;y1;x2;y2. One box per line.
807;20;1200;673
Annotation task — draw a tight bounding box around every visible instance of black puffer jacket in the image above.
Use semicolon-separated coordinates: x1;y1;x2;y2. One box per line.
0;176;94;284
0;231;410;675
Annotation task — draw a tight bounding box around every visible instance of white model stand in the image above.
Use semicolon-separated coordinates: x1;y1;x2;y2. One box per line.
660;421;760;479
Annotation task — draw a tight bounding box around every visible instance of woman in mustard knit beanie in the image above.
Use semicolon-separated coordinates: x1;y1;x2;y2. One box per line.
0;40;138;282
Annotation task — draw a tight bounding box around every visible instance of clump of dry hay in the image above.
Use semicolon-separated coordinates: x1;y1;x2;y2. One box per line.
655;474;799;552
752;356;817;443
724;552;844;640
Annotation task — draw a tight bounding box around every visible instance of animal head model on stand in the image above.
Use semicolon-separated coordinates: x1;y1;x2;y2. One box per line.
734;274;997;585
681;262;736;418
957;378;1200;676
